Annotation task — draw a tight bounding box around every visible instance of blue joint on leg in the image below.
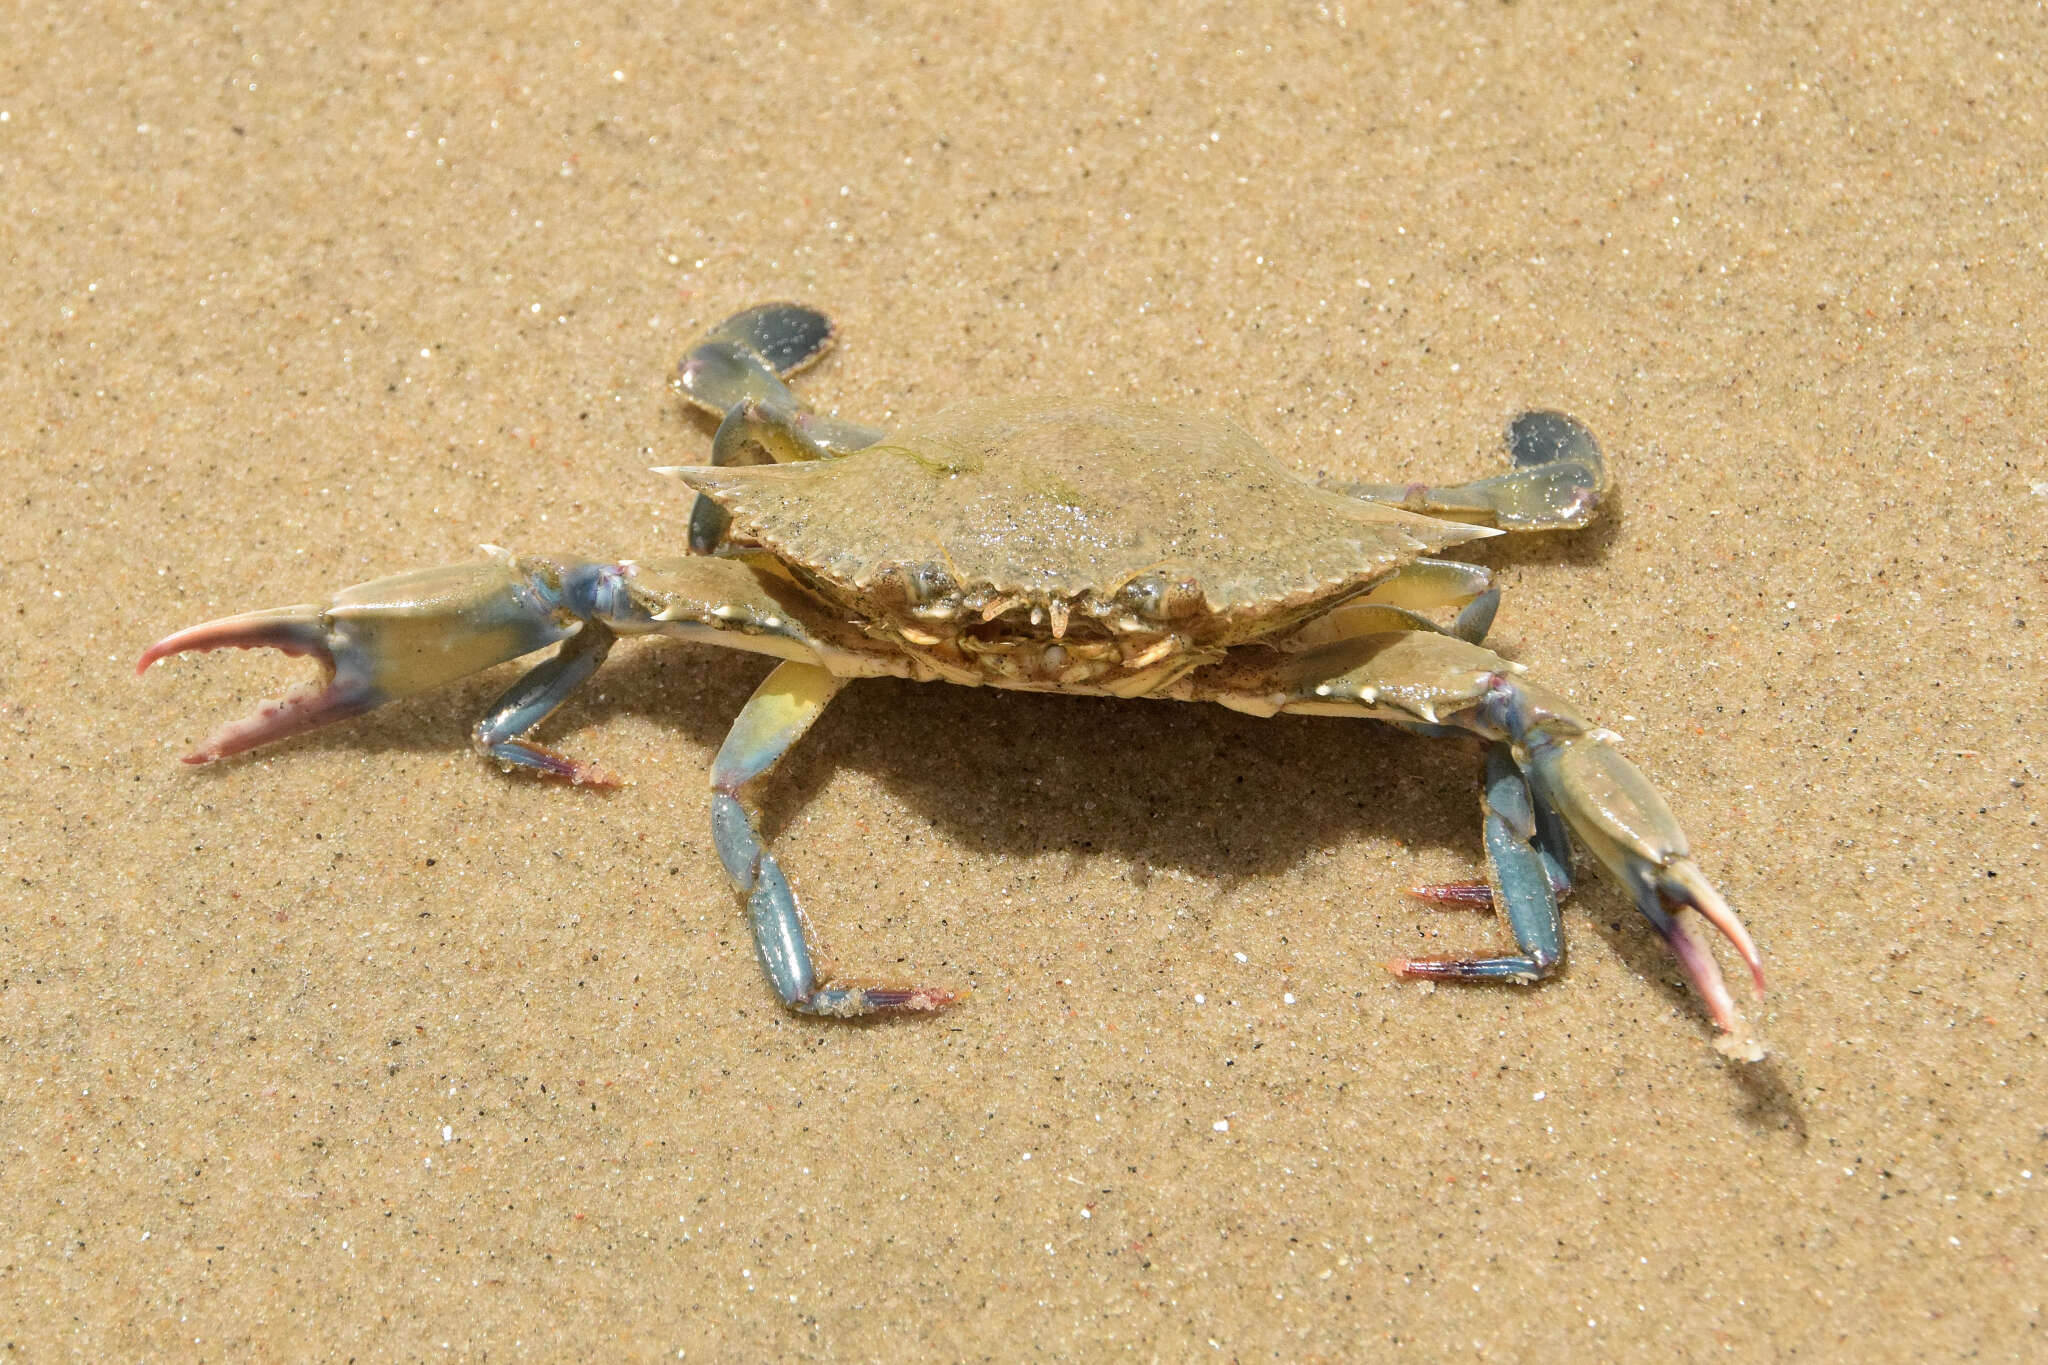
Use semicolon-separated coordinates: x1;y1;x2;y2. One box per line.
710;790;924;1017
1486;744;1573;899
1484;743;1538;835
1402;810;1562;983
557;560;640;624
707;660;844;1008
1474;677;1580;897
467;559;652;783
1472;671;1534;742
1481;744;1566;975
706;660;952;1017
688;495;732;557
1478;802;1565;979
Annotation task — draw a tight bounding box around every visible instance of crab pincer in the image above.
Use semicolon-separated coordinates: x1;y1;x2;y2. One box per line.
138;604;383;762
1387;664;1767;1057
139;554;621;784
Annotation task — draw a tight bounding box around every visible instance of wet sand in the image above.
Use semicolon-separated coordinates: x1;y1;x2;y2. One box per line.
3;2;2041;1356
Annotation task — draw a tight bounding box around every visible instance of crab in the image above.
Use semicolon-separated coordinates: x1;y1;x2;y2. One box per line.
140;303;1765;1056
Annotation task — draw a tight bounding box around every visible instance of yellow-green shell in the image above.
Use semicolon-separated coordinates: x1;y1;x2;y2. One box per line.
674;399;1492;631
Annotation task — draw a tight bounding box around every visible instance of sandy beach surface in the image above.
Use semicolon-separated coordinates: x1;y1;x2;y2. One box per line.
4;1;2041;1357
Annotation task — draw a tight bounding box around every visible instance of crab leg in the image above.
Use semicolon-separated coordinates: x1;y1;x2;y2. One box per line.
1411;740;1574;908
1285;556;1502;650
471;619;620;784
1409;740;1581;912
710;661;959;1017
1194;630;1765;1055
1329;409;1609;531
673;303;884;554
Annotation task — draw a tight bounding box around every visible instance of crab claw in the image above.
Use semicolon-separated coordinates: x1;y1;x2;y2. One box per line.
138;556;587;765
1493;679;1766;1054
1628;858;1767;1058
138;604;383;762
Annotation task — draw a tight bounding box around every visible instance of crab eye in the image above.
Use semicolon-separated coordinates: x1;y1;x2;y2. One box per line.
1118;571;1204;621
904;563;957;606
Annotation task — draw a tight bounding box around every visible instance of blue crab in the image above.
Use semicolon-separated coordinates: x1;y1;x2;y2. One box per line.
141;304;1765;1055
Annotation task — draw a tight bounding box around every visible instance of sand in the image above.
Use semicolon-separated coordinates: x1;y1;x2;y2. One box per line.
3;1;2041;1357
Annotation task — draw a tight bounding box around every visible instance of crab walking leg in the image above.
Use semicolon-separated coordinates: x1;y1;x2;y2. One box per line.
1285;557;1502;651
1396;744;1572;976
1411;742;1574;909
1329;410;1610;531
1195;631;1765;1052
687;398;884;554
710;661;959;1017
470;620;619;784
670;302;885;457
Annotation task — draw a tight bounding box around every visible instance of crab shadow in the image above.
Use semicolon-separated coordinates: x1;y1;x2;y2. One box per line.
777;667;1475;889
221;632;1513;891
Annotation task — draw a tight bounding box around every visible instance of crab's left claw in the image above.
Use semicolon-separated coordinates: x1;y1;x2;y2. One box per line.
1500;682;1767;1057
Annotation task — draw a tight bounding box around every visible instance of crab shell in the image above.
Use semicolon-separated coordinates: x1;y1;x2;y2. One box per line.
674;398;1495;657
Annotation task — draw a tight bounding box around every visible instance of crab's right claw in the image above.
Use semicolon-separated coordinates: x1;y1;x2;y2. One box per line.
138;605;380;762
1622;856;1766;1059
138;557;586;766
